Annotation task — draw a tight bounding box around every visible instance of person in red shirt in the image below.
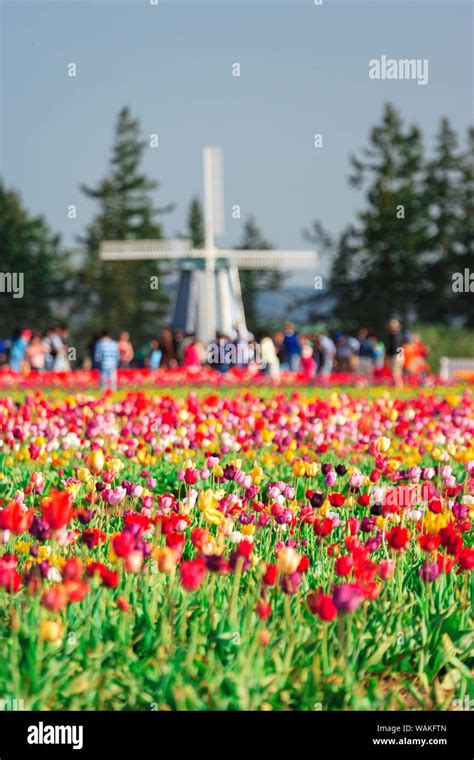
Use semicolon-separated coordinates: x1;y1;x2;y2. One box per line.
183;335;201;368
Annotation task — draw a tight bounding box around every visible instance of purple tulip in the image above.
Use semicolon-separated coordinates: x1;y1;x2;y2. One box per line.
280;571;301;595
419;561;441;583
332;583;364;613
453;502;469;520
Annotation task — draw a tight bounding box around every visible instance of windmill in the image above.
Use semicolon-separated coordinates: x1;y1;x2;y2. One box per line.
100;147;319;344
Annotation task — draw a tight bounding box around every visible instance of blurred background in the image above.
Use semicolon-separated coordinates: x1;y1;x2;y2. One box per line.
0;0;472;372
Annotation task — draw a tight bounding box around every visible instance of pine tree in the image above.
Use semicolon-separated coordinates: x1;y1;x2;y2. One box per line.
450;127;474;326
187;197;205;248
78;107;173;342
329;103;431;332
0;181;68;335
236;216;282;330
420;118;465;322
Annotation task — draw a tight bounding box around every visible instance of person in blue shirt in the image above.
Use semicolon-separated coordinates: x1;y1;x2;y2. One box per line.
149;340;163;370
357;328;376;377
282;322;302;372
9;329;30;372
94;329;120;390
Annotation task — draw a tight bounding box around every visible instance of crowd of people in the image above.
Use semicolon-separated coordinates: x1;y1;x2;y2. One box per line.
0;319;430;388
0;325;72;373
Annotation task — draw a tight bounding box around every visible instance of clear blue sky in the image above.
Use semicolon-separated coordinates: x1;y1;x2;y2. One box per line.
1;0;472;281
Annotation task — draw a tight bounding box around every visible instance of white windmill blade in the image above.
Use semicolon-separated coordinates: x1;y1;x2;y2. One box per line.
203;146;224;248
100;239;193;261
219;249;319;270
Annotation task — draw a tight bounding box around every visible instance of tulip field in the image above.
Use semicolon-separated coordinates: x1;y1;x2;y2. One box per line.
0;386;472;711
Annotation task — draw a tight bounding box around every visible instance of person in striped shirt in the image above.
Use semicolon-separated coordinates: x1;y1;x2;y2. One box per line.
94;329;120;390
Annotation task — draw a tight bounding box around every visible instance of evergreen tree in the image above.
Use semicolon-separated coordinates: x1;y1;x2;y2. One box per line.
328;103;431;331
0;181;68;335
450;127;474;326
420;118;465;322
236;216;282;330
187;197;205;248
78;107;173;342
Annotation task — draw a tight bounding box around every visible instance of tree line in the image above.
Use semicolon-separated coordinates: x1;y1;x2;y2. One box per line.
0;102;472;348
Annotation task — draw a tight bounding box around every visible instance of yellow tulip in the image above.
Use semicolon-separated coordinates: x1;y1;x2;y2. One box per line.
153;547;177;573
293;460;306;477
320;499;330;517
109;458;124;474
250;464;264;485
198;489;218;512
15;541;31;555
89;449;105;474
305;461;319;478
202;505;225;526
77;467;92;483
40;620;63;642
423;511;449;535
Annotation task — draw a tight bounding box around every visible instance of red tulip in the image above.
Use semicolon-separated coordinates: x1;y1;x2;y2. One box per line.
335;555;354;577
42;585;68;612
313;517;333;537
0;501;34;534
65;580;89;603
418;534;440;553
307;590;337;621
386;526;410;550
180;558;206;590
256;600;272;619
428;498;443;514
117;596;130;612
184;468;198;485
297;556;310;573
0;554;21;593
41;490;73;531
262;563;278;585
439;526;463;556
101;569;120;588
62;557;84;582
112;531;135;558
457;547;474;571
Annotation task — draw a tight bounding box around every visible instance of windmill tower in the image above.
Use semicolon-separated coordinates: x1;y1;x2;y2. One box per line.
100;147;319;343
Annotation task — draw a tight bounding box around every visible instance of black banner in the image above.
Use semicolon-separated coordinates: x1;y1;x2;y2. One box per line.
0;710;470;758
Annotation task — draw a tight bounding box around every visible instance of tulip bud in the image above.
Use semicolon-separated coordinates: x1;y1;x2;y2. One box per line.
89;450;105;475
39;619;63;642
155;546;177;574
124;550;144;573
277;547;300;575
